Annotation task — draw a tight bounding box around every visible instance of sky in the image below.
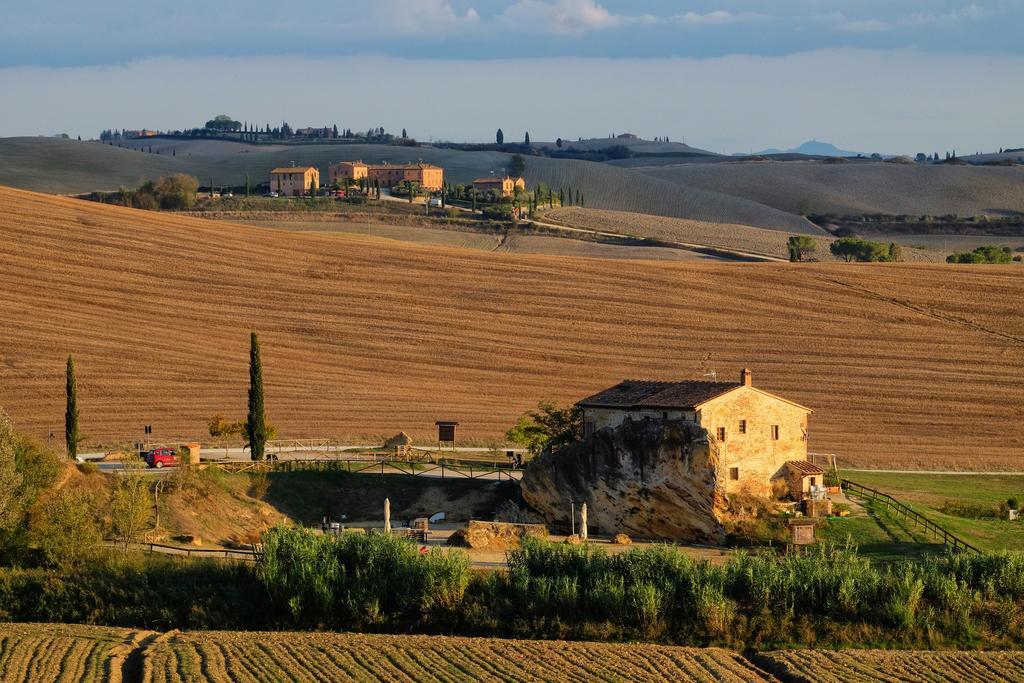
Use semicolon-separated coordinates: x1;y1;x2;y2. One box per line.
1;0;1021;153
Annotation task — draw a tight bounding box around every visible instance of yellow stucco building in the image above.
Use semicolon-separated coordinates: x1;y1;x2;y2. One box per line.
328;161;444;191
472;176;526;198
269;166;320;197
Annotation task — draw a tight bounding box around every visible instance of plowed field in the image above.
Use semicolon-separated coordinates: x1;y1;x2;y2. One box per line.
0;186;1021;468
0;623;134;682
758;648;1024;683
144;631;770;683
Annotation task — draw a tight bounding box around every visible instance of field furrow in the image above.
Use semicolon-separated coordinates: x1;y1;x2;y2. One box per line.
0;187;1022;469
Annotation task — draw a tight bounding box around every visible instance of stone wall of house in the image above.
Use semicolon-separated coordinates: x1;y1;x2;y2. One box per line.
697;387;809;497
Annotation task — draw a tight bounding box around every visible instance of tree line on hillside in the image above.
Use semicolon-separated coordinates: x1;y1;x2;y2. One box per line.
99;116;418;146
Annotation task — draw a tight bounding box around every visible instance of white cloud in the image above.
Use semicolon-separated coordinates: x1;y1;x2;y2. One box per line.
830;4;995;33
901;3;995;28
837;18;889;33
495;1;759;35
669;10;764;28
355;1;482;36
498;0;627;34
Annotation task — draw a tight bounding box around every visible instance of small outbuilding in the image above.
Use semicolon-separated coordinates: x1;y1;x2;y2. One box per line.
780;460;825;501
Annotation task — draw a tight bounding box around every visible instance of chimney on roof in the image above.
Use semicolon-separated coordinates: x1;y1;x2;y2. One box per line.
741;368;752;386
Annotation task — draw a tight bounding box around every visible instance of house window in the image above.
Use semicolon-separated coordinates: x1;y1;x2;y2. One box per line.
729;467;739;481
772;425;780;440
809;477;817;487
584;420;595;437
662;411;668;420
739;419;747;434
717;427;726;442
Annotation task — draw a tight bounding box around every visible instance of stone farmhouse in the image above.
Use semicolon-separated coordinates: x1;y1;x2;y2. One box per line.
472;176;526;198
328;161;444;191
269;166;320;196
577;369;814;498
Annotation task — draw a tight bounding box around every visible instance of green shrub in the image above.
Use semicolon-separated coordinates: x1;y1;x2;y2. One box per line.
830;237;897;262
946;245;1013;264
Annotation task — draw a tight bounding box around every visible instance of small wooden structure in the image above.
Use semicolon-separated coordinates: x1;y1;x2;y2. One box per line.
789;518;816;546
183;443;202;465
435;421;459;452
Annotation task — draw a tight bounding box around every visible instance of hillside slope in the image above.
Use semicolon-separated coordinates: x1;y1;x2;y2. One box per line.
0;187;1021;469
639;160;1024;217
0;137;817;233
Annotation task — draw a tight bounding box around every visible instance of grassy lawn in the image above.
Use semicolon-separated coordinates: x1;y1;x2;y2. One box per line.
818;499;946;562
835;471;1024;553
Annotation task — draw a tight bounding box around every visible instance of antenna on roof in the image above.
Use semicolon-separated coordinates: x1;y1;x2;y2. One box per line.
703;369;717;381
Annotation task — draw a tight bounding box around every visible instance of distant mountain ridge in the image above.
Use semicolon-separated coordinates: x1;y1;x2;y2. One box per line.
758;140;863;157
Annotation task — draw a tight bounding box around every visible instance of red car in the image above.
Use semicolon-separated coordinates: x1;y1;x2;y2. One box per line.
145;447;179;468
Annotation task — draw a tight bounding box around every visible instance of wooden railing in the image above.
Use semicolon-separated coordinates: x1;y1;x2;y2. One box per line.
841;479;980;554
216;457;522;481
105;541;258;562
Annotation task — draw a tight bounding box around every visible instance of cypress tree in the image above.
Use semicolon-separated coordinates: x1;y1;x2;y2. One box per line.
247;332;267;461
65;355;79;459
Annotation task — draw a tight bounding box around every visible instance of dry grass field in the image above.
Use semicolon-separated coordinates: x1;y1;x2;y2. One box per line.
143;631;770;683
638;160;1024;217
543;207;947;262
0;186;1021;469
248;218;711;261
757;649;1024;683
0;623;135;683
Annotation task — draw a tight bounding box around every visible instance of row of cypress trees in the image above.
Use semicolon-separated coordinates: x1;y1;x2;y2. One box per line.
62;331;268;461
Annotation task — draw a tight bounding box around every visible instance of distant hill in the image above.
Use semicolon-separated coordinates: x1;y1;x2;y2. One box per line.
638;160;1024;217
533;136;719;157
0;137;817;233
758;140;864;157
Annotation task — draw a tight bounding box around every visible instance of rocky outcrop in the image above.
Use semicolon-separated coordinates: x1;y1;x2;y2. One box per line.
520;419;726;544
446;520;547;550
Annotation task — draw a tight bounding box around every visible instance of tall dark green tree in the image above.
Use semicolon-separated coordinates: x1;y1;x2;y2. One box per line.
496;128;504;145
65;355;79;459
509;154;526;178
524;131;530;146
247;332;267;461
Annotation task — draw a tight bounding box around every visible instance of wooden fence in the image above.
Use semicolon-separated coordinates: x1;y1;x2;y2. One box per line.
841;479;981;554
105;541;258;562
216;457;522;481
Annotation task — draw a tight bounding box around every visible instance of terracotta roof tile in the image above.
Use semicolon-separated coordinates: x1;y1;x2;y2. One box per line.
785;460;825;475
577;380;739;409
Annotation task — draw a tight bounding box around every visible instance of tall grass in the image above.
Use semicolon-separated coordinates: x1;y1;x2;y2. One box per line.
258;526;471;630
1;535;1023;648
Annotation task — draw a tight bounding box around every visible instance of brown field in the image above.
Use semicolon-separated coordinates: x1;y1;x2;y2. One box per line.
0;186;1022;469
0;623;134;683
758;648;1024;683
543;207;947;262
144;630;770;683
247;218;710;261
